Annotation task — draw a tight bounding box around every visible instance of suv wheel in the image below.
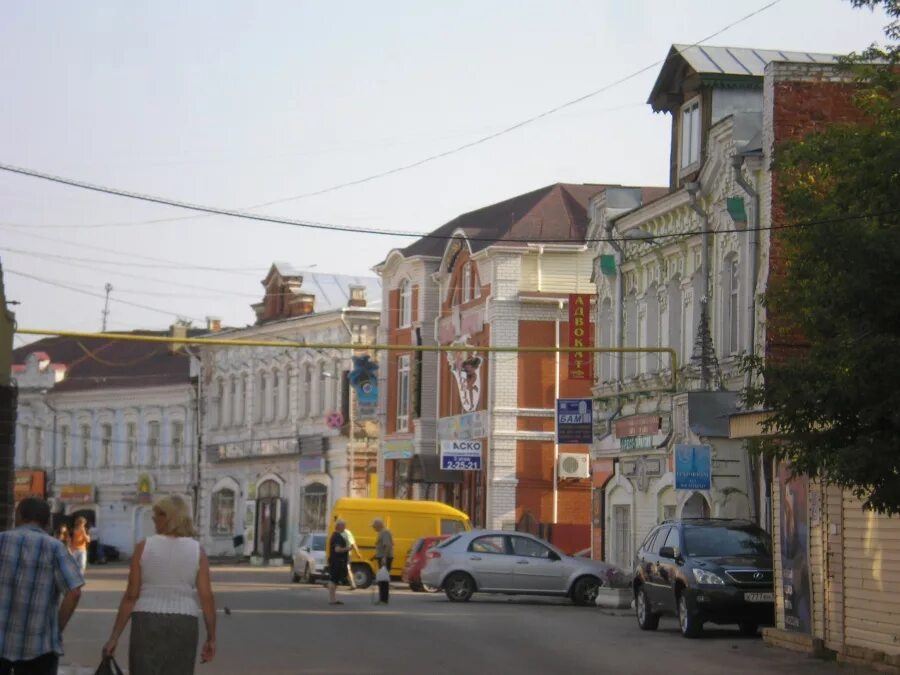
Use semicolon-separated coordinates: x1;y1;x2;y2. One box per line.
444;572;475;602
678;592;702;638
635;585;659;631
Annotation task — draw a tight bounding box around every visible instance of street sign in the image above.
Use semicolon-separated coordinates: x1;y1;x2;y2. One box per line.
556;398;593;445
440;439;483;471
674;444;712;490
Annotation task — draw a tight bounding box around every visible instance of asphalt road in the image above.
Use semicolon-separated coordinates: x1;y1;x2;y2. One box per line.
59;565;868;675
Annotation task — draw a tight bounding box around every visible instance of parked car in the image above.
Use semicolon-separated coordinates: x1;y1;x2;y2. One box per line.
402;535;448;591
633;518;774;638
291;532;329;583
420;530;616;606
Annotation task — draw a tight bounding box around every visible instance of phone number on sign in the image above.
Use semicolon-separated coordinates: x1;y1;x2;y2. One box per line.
442;458;481;470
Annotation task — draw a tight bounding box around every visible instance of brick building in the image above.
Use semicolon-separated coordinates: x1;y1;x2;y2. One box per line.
377;183;660;551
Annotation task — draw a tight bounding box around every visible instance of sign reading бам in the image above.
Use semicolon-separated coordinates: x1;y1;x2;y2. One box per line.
556;398;593;445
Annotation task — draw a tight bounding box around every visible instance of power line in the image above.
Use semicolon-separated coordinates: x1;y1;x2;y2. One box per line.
3;268;205;323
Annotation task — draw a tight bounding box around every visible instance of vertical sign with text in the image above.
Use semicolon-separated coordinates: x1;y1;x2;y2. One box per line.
568;294;594;380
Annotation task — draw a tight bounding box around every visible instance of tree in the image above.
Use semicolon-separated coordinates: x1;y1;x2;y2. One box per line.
745;0;900;513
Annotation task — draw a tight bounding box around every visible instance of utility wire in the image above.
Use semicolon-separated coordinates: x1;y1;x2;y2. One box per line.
4;268;205;323
0;245;263;273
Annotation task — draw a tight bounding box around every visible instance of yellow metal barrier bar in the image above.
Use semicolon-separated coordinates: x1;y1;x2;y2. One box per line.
15;327;679;391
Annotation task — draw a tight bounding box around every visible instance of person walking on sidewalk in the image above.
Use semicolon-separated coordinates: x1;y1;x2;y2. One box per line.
102;495;217;675
327;520;350;605
342;528;362;590
68;518;89;575
0;498;85;675
372;518;394;605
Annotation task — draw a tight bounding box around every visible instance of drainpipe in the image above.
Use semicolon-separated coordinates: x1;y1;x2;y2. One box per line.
553;299;562;524
604;222;625;394
687;182;711;389
732;154;761;523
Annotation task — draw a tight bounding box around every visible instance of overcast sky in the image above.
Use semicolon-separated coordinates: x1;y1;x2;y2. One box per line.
0;0;889;342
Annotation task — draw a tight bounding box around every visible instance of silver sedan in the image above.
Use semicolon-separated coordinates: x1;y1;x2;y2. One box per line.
421;530;616;606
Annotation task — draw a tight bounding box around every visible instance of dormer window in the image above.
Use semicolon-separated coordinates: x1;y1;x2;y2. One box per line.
398;280;412;327
680;98;701;169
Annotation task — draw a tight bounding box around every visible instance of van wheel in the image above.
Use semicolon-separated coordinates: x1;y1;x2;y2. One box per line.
352;563;374;589
444;572;475;602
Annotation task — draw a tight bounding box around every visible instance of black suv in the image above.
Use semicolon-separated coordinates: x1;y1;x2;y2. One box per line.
633;519;774;638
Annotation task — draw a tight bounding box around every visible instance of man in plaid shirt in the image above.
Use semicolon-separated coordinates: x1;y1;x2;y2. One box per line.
0;498;85;675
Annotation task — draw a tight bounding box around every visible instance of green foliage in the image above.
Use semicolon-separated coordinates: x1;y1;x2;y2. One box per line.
745;1;900;513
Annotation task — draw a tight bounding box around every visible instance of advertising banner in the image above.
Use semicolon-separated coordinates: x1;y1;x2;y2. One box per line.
60;485;95;505
350;355;379;420
674;444;711;490
440;439;483;471
556;398;593;444
778;463;811;633
568;294;594;380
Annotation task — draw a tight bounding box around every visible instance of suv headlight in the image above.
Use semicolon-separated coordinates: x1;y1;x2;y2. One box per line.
692;568;725;585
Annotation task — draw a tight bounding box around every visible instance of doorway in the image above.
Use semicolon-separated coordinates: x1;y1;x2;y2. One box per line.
255;480;283;558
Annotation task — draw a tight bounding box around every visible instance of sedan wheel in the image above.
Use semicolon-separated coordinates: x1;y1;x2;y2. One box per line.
635;586;659;631
444;572;475;602
678;593;702;638
572;577;602;607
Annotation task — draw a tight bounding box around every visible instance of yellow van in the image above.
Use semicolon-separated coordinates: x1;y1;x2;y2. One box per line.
328;498;470;588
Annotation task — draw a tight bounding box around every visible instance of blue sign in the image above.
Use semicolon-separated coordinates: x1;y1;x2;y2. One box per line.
556;398;593;445
440;440;483;471
675;444;712;490
349;355;379;420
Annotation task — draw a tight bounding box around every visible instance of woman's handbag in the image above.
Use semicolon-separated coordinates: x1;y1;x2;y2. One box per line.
94;656;125;675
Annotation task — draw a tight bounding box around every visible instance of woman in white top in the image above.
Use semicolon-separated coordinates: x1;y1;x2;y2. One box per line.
103;495;217;674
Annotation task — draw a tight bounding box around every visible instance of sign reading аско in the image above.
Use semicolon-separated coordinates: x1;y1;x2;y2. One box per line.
568;294;594;380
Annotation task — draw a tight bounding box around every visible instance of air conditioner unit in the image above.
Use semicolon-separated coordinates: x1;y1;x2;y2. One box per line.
558;453;590;480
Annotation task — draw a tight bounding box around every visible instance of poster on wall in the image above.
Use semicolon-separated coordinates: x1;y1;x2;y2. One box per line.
778;463;811;633
568;294;594;380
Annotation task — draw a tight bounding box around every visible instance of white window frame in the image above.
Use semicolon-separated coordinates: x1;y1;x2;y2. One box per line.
462;263;472;303
60;424;71;467
271;370;280;422
100;423;113;467
727;256;740;355
126;421;138;466
398;280;412;328
679;98;701;170
396;354;410;432
79;423;91;468
147;420;160;467
171;420;184;466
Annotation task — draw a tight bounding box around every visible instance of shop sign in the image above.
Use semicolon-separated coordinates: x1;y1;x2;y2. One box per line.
440;440;483;471
350;355;379;420
619;435;654;451
14;470;46;502
137;473;155;504
60;485;95;504
383;439;414;460
568;294;594;380
674;444;711;490
614;415;661;439
438;410;488;441
556;398;593;445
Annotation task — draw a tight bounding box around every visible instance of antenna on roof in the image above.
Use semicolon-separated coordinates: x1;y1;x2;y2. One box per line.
101;282;113;332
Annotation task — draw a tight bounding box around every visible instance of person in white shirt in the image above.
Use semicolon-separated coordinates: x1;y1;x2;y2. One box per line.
102;496;217;674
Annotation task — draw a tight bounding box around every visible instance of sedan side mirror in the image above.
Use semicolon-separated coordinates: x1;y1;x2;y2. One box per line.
548;551;561;562
659;546;676;559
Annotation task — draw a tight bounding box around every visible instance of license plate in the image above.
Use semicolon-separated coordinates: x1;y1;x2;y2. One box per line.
744;592;774;603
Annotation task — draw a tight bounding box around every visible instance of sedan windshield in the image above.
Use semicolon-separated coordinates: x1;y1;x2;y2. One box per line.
311;535;327;551
683;525;771;557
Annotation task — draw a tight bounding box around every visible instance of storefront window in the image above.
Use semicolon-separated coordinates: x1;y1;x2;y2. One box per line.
211;488;235;536
300;482;327;532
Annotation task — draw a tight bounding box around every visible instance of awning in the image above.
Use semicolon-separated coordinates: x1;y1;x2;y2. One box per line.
409;454;463;484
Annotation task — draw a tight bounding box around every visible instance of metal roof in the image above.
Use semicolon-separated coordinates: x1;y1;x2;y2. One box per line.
271;263;382;311
671;44;838;78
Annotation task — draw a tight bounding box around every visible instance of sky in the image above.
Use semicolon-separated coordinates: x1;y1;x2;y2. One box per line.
0;0;890;342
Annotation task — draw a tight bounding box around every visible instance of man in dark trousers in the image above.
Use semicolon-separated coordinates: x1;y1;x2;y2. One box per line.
327;519;350;606
0;498;85;675
372;518;394;604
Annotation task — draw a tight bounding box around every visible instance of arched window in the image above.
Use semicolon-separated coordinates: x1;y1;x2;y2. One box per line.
78;421;91;468
258;479;281;499
285;367;294;421
60;424;71;467
301;364;312;418
317;363;327;415
300;482;328;532
214;379;225;429
331;359;341;411
147;421;160;467
462;262;472;303
398;280;412;327
211;488;235;535
232;376;242;426
624;292;638;379
667;278;683;371
644;284;659;374
100;423;113;467
723;255;740;355
271;370;280;422
255;371;266;423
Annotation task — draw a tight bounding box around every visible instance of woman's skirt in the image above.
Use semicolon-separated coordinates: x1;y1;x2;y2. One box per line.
130;612;199;675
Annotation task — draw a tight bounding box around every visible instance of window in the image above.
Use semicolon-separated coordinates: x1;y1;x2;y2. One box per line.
511;536;554;559
680;99;701;168
302;364;312;418
396;355;410;432
472;265;481;299
127;422;138;466
101;424;112;467
469;535;508;554
285;369;293;420
663;505;677;522
331;359;341;412
726;256;739;354
639;528;660;555
211;489;235;535
171;421;184;466
272;371;279;421
34;428;42;466
661;527;681;557
215;379;224;428
243;375;250;423
300;482;328;532
229;377;237;427
441;519;467;535
683;524;771;557
398;280;411;327
317;364;327;415
462;263;472;303
60;425;71;467
256;372;266;423
79;424;90;468
147;421;160;467
231;377;241;425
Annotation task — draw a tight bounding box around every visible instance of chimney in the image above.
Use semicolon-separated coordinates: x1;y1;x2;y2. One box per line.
348;285;367;308
206;316;222;332
170;322;189;353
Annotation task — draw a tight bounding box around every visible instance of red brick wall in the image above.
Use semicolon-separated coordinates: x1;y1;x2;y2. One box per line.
767;77;864;361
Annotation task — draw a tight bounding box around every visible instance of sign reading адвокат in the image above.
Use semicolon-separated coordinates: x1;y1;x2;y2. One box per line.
440;439;483;471
674;444;711;490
